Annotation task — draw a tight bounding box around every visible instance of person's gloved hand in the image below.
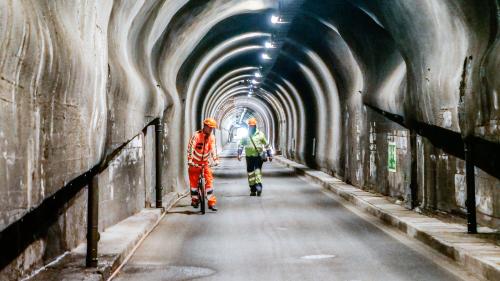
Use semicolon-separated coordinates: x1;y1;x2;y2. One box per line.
266;149;273;162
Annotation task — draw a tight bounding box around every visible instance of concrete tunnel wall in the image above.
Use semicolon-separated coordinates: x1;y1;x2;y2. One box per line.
0;0;499;279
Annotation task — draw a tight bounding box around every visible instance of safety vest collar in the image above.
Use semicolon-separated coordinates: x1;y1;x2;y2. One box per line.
249;129;262;139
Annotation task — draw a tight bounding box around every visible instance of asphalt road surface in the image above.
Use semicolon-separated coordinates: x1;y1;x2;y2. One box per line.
114;156;474;281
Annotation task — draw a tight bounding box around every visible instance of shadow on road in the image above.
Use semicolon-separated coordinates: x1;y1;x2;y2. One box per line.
167;210;200;215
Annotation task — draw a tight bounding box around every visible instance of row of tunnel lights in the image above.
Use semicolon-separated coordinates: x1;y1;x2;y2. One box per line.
247;14;287;98
232;14;288;129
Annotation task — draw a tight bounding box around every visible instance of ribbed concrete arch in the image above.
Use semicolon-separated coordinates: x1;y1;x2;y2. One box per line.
204;67;258;99
267;73;308;161
260;80;300;157
200;66;300;156
207;84;286;127
215;96;276;144
185;44;265;129
217;102;271;135
1;2;499;278
283;39;342;171
208;88;283;142
296;7;402;115
191;44;328;164
204;72;260;118
205;76;289;127
183;31;270;98
201;71;289;132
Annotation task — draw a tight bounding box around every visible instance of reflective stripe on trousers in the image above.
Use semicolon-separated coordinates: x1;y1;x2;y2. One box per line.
188;166;217;206
246;156;263;186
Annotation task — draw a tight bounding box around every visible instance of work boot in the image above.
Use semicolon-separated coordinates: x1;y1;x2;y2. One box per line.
209;205;218;212
191;200;199;209
256;184;263;196
250;184;257;196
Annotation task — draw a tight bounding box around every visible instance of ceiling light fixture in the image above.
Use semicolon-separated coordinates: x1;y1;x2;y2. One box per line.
265;41;275;49
261;53;271;60
271;14;280;24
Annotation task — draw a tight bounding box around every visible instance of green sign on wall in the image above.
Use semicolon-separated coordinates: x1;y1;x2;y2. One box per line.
388;142;397;172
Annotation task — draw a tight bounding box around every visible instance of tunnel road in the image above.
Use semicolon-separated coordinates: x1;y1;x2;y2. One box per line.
114;154;476;281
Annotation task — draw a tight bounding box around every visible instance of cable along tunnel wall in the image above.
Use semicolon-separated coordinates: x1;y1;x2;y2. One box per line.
0;0;499;280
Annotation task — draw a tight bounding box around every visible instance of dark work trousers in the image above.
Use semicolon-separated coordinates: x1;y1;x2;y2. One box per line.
245;156;264;192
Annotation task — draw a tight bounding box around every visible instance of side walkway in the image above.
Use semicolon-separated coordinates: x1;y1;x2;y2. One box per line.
26;193;184;281
274;156;500;281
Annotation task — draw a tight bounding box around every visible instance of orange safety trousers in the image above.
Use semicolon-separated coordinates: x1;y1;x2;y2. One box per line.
189;166;217;207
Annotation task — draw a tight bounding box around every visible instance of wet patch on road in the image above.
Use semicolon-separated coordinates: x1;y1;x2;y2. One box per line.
116;264;216;280
300;254;336;260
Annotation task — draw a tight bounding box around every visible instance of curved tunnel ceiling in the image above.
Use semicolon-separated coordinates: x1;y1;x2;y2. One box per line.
170;0;497;148
92;0;499;177
150;0;497;178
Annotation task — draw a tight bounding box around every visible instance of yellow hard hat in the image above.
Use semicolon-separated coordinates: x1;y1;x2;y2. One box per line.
203;117;217;128
247;117;257;126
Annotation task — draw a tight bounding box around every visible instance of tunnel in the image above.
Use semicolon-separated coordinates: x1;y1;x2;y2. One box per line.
1;0;499;280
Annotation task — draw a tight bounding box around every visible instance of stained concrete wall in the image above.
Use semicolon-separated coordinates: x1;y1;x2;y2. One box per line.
416;136;500;228
98;133;147;231
304;0;500;229
0;0;111;232
0;188;88;281
342;102;500;229
0;1;179;279
0;1;113;276
0;127;160;280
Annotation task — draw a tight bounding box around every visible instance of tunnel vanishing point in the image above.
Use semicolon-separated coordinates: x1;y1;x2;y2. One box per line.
0;0;499;280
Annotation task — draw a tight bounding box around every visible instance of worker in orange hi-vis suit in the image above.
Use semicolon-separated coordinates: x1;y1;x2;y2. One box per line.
187;118;220;211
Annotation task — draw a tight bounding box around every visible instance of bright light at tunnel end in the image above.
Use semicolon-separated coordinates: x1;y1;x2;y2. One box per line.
236;127;248;139
261;53;271;60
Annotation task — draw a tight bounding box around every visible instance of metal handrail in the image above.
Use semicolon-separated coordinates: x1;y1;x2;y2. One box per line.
86;118;164;267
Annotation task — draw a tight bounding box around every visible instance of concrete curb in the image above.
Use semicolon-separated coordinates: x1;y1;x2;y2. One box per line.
274;156;500;281
28;192;184;281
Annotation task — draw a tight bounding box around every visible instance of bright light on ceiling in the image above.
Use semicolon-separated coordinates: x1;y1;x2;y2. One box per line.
271;14;280;24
